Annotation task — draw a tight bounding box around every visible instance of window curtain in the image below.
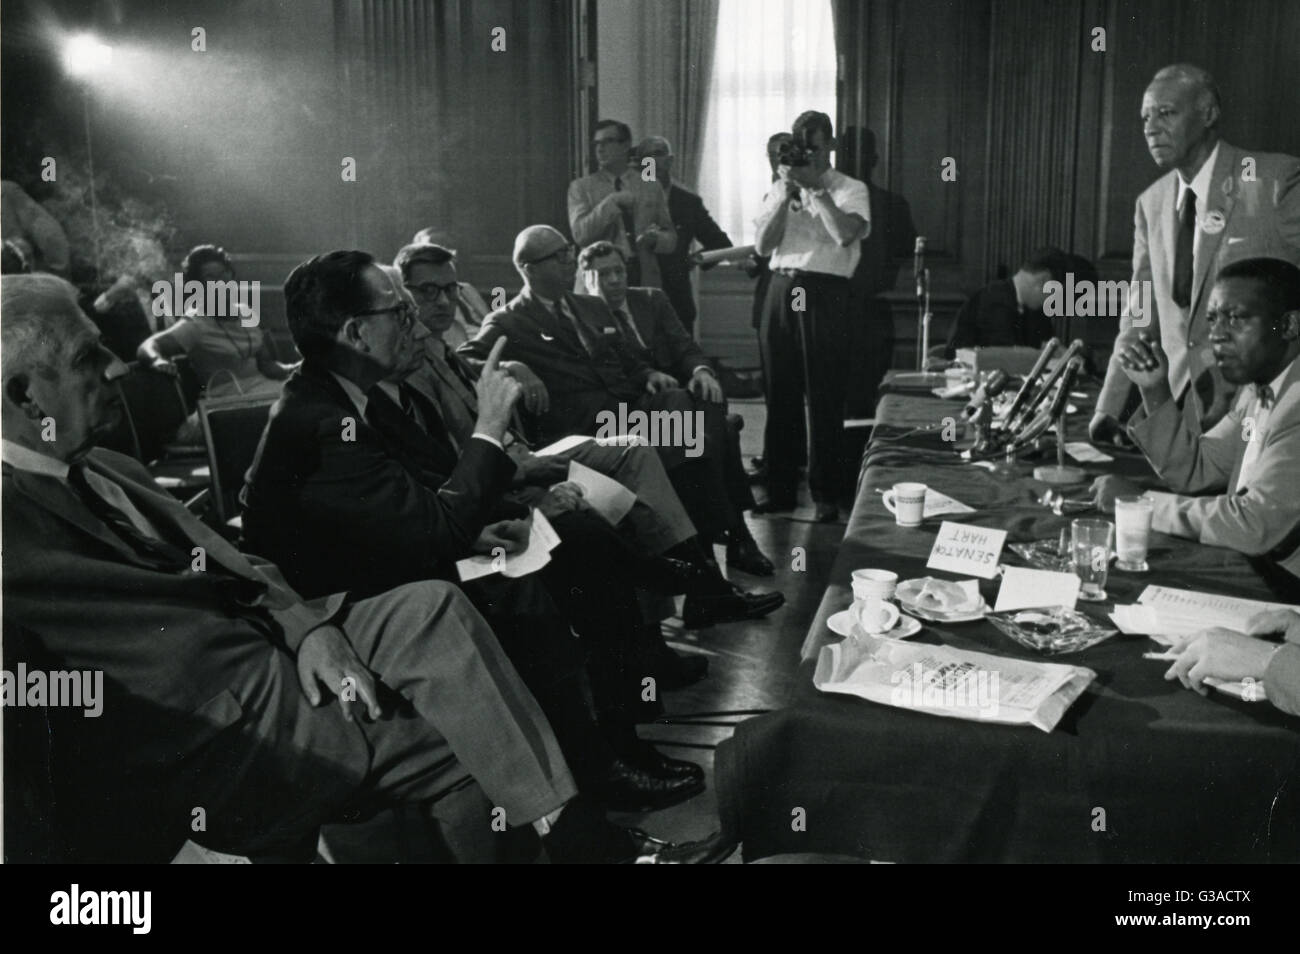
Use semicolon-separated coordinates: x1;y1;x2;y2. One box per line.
695;0;837;244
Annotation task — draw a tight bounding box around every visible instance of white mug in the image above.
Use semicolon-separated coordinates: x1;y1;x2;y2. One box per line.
883;482;928;527
851;568;898;601
852;596;902;635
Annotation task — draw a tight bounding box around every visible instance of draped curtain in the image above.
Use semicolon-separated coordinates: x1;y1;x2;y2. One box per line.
695;0;837;244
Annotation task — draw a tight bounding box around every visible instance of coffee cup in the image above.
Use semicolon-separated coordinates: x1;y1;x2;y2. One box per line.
851;568;898;601
852;596;902;635
882;482;928;527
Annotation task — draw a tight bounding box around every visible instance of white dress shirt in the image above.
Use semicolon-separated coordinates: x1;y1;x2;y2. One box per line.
1177;140;1220;276
1235;357;1294;493
760;168;871;278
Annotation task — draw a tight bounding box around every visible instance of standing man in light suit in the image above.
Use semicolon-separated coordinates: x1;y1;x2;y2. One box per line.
568;120;676;290
1091;63;1300;443
753;111;870;523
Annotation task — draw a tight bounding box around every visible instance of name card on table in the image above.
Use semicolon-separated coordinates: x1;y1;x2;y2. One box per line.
994;567;1081;612
926;521;1007;579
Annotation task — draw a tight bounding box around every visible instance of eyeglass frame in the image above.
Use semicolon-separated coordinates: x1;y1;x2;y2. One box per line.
523;244;576;267
351;299;417;330
405;280;461;301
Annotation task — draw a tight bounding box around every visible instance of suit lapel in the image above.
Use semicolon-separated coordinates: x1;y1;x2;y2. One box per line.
1190;144;1241;321
523;292;586;356
8;465;141;564
1154;173;1180;317
625;290;656;350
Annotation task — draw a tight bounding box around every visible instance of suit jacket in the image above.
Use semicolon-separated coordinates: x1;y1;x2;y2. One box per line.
568;167;676;288
2;447;354;860
621;286;710;383
240;361;516;599
459;288;656;444
1099;141;1300;424
943;279;1054;358
657;183;733;329
1127;357;1300;582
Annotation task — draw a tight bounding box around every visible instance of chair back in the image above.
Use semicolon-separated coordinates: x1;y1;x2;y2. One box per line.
197;395;276;525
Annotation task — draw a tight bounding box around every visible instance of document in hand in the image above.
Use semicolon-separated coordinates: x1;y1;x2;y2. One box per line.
566;460;636;525
454;510;561;582
1110;585;1300;641
813;635;1095;732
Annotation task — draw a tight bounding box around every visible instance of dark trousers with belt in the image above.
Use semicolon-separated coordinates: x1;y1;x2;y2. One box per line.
760;271;852;504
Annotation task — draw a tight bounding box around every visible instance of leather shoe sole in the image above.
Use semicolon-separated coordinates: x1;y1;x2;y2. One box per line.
603;758;705;812
638;830;738;864
682;590;786;629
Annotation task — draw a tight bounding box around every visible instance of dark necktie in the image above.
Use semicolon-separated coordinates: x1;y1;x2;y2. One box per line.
613;176;642;286
1173;188;1196;308
67;464;193;571
1257;382;1275;411
613;307;645;349
554;300;594;356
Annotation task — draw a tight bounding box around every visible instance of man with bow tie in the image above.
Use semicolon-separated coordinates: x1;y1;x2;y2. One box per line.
1092;258;1300;597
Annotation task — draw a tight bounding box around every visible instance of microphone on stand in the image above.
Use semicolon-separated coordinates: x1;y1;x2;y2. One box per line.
913;236;927;299
962;368;1010;419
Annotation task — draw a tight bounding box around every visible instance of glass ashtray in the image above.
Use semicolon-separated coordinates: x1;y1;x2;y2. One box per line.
986;607;1117;655
1009;540;1071;573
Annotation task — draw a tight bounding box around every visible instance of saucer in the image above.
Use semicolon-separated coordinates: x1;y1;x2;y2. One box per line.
827;609;923;640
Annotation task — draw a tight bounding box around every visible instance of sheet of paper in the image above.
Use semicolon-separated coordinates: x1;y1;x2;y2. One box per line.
994;567;1081;612
455;510;560;582
1137;585;1298;629
534;434;593;456
926;521;1007;579
566;460;636;525
1064;441;1114;463
1109;604;1161;636
924;489;976;518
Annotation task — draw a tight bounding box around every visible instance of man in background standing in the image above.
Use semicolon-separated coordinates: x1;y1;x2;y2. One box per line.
568;120;676;290
634;135;734;336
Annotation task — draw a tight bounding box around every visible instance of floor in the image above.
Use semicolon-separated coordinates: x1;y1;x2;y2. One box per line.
610;398;849;862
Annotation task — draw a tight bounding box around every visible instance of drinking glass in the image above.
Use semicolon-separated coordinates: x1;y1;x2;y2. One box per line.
1114;496;1153;572
1071;518;1115;602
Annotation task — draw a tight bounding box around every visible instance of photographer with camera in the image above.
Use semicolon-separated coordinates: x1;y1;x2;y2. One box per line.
752;111;870;522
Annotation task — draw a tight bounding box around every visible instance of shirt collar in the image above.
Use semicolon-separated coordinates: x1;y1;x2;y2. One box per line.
331;371;404;417
1178;140;1220;210
1260;357;1296;405
1;438;71;479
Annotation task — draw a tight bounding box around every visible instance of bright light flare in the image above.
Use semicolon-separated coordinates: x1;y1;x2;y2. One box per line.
63;34;114;77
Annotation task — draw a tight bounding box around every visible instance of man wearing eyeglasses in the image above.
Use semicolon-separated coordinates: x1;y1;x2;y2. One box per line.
1091;258;1300;596
568;120;676;290
241;251;737;835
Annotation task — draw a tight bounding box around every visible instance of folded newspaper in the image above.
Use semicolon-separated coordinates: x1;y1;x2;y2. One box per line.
813;635;1095;732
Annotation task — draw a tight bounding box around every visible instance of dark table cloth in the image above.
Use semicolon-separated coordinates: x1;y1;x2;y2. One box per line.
717;377;1300;862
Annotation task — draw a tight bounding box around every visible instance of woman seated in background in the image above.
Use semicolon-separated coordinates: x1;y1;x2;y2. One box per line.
137;244;296;438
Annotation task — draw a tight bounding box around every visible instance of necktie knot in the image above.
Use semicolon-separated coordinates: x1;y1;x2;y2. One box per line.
1257;383;1275;410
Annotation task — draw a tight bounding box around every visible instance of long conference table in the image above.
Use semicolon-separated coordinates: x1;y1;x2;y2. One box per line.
716;375;1300;863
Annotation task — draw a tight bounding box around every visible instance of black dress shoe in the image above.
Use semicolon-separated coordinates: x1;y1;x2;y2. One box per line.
638;555;718;596
727;534;775;576
544;798;675;863
629;741;705;783
682;587;785;629
602;757;705;812
640;830;739;864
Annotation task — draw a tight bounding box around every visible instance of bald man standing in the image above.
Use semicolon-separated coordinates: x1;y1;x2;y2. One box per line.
1092;63;1300;442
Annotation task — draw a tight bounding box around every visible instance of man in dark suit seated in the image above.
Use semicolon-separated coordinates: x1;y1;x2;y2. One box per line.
239;251;732;815
458;225;785;621
634;136;734;336
0;272;726;863
578;239;775;577
935;247;1071;361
